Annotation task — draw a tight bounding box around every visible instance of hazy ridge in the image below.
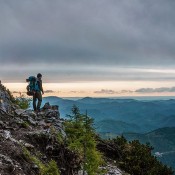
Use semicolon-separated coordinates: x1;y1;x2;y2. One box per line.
41;96;175;170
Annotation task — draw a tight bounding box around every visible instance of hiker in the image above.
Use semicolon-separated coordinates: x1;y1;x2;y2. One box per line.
33;73;44;112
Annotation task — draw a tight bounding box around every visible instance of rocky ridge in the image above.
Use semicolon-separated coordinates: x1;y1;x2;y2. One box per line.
0;83;80;175
0;84;125;175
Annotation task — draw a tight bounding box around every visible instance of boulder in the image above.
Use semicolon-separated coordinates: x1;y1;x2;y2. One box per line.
41;102;60;118
45;109;60;118
42;102;59;111
15;109;25;116
0;84;15;114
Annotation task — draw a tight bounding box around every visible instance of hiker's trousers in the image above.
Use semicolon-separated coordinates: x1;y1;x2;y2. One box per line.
33;91;42;111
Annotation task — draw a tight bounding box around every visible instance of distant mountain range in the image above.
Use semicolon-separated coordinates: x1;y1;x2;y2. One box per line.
95;119;141;134
42;96;175;132
40;96;175;170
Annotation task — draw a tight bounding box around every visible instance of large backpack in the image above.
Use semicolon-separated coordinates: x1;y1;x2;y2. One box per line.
26;76;40;96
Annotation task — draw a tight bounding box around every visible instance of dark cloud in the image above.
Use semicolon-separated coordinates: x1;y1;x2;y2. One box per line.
44;90;55;93
94;89;133;94
70;91;77;93
120;90;134;94
94;89;116;94
135;87;175;93
95;87;175;94
12;91;20;94
1;64;175;83
12;91;27;96
69;91;85;94
0;0;175;82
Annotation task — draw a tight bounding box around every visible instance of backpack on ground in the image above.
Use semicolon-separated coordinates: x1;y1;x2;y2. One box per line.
26;76;40;96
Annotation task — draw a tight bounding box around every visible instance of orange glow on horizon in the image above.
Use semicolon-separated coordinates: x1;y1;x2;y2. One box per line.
3;81;175;97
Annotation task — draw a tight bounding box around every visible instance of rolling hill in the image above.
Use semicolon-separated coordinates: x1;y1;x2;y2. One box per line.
41;96;175;132
123;127;175;169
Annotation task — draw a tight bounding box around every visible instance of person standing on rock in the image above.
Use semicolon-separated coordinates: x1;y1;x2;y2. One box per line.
33;73;44;112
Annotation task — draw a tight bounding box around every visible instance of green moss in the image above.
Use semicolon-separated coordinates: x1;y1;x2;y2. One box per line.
23;147;60;175
56;132;64;144
21;122;30;129
50;126;64;144
14;95;31;109
43;160;60;175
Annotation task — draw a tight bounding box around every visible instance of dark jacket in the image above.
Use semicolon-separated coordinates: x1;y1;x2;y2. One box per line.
37;78;44;93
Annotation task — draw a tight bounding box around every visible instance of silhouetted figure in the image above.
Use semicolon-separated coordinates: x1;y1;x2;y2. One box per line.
33;73;44;112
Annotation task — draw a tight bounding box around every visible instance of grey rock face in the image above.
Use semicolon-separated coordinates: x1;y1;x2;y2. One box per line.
0;84;15;114
15;109;37;117
45;109;59;118
42;102;60;118
41;103;66;138
15;109;37;125
100;164;126;175
42;102;59;111
0;86;81;175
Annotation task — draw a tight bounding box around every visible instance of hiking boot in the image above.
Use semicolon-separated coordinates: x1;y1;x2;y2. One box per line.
37;109;41;112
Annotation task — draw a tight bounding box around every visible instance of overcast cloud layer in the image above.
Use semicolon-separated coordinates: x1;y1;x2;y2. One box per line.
0;0;175;82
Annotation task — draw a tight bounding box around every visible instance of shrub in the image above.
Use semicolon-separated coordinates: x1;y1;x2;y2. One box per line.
65;105;104;175
98;136;174;175
14;94;31;109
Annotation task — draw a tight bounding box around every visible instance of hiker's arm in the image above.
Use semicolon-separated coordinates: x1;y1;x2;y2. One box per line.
39;80;44;94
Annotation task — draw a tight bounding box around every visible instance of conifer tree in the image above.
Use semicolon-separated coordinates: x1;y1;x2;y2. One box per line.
65;105;103;175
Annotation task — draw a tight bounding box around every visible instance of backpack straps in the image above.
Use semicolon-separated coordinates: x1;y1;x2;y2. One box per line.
34;78;40;92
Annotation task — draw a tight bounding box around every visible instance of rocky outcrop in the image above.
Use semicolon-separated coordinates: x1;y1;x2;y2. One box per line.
0;85;77;175
100;164;125;175
0;84;126;175
0;84;18;114
0;101;83;175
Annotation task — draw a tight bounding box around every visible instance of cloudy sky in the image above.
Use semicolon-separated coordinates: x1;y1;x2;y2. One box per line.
1;0;175;97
